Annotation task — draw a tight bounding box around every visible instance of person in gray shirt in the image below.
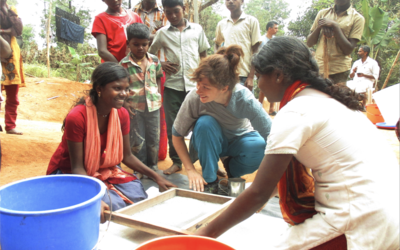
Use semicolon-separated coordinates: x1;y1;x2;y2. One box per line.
172;45;272;193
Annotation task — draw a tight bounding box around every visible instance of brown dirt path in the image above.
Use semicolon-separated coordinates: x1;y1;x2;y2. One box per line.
0;77;399;187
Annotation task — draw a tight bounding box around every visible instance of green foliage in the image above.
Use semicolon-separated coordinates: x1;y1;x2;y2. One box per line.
199;4;224;54
24;64;63;78
244;0;290;35
22;24;36;45
8;0;18;6
357;0;400;87
60;46;99;82
376;49;400;89
287;0;334;39
359;0;396;58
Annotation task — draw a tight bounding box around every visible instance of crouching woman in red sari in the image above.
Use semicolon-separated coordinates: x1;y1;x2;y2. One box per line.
47;62;176;221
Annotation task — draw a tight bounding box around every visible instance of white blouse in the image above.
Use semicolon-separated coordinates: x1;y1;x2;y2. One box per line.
265;88;399;249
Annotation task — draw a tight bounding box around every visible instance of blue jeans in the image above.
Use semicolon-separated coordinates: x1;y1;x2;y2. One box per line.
130;106;160;170
190;115;266;183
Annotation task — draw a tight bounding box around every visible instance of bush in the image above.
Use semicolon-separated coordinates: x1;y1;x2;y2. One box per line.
21;42;100;82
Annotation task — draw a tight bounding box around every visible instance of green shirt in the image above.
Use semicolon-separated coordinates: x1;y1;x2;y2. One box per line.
120;52;163;112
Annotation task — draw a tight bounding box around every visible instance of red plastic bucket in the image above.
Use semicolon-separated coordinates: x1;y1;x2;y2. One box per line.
136;235;234;250
366;104;384;124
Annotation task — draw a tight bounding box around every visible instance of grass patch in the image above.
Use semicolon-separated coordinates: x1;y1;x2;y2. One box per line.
24;64;64;78
24;63;93;82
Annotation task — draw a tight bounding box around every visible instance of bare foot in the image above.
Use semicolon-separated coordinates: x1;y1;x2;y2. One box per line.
217;167;227;177
6;129;23;135
163;164;181;175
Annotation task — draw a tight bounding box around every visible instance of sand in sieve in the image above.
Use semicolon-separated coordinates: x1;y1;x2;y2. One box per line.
130;197;223;229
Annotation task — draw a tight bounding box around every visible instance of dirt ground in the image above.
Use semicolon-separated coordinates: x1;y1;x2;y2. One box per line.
0;77;399;187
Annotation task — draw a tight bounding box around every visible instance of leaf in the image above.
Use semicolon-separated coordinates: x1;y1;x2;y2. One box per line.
371;14;389;45
79;63;92;67
376;20;400;55
369;7;385;38
377;20;400;49
362;0;371;39
67;46;77;57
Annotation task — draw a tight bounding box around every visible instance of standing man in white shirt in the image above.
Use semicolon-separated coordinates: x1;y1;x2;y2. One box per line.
258;20;278;115
347;45;380;108
260;20;278;49
215;0;261;92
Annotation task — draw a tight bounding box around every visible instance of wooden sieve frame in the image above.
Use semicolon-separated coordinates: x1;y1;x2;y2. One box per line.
104;188;234;236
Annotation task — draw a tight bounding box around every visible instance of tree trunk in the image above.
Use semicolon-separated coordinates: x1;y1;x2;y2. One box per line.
381;49;400;90
199;0;219;12
194;0;199;23
46;1;52;78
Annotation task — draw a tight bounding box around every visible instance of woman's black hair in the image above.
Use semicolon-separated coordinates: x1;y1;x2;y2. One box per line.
61;62;130;131
127;23;150;41
252;36;364;111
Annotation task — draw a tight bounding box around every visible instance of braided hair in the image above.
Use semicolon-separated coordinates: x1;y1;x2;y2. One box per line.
252;36;364;111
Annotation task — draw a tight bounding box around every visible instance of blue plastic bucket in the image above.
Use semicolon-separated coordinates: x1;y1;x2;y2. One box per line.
0;175;106;250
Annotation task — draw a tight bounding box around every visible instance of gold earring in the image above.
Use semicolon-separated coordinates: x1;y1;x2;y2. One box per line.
98;92;101;98
277;79;280;83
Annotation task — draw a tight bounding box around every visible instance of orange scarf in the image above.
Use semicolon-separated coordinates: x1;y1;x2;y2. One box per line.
277;81;317;225
85;97;135;204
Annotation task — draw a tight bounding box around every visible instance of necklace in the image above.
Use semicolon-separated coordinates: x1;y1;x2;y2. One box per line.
131;53;146;65
97;112;108;118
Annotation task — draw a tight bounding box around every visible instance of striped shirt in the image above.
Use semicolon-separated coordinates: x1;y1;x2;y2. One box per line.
132;3;168;35
120;52;163;112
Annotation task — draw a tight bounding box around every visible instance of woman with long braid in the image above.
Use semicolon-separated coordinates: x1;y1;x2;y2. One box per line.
195;37;399;249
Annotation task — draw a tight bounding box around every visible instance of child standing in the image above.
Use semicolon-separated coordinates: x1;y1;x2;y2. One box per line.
92;0;142;63
120;23;163;174
149;0;210;175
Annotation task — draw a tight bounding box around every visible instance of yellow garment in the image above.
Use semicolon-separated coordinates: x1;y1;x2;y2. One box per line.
1;6;25;87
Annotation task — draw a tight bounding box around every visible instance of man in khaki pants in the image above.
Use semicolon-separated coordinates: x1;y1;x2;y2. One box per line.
306;0;365;84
